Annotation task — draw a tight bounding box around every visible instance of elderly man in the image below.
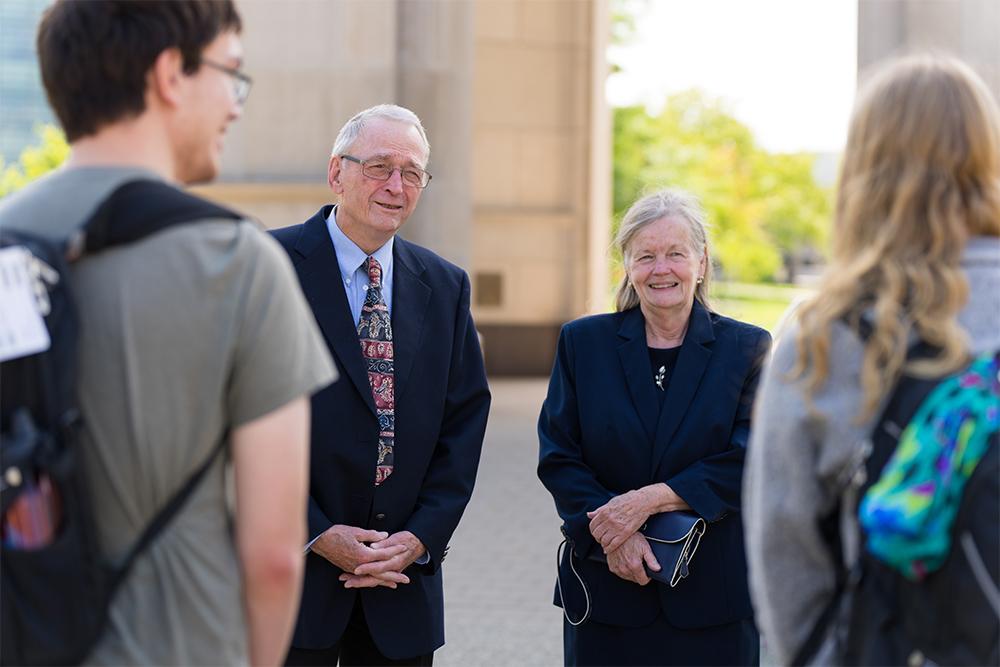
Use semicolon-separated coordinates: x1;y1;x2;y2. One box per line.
272;104;491;666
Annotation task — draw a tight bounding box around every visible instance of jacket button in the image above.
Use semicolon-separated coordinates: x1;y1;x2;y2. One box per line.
375;513;386;521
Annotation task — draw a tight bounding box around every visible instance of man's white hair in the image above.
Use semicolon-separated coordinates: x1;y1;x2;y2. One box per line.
331;104;430;163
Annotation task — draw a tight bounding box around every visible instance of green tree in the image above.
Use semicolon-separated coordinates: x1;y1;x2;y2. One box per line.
612;90;830;283
751;151;829;282
1;125;70;198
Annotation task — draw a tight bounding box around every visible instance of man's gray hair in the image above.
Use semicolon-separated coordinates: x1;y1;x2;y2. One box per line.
331;104;430;163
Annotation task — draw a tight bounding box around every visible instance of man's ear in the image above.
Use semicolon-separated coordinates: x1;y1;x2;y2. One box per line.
328;155;344;194
147;47;186;109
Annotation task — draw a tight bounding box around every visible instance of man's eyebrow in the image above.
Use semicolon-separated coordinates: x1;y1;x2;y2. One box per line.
365;153;423;168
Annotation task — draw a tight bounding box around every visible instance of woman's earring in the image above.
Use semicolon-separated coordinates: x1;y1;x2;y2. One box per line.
696;276;704;284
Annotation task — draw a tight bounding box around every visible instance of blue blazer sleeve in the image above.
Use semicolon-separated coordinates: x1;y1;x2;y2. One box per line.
537;324;615;558
306;496;332;545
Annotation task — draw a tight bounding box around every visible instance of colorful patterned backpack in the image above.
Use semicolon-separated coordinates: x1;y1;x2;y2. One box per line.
834;348;999;666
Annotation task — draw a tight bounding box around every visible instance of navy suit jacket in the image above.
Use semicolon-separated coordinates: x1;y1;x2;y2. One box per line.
271;207;491;658
538;302;770;630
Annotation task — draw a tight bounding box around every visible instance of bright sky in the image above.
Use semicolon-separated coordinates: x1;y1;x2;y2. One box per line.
607;0;858;154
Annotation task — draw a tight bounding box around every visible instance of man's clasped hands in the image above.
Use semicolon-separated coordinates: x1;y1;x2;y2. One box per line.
311;526;427;589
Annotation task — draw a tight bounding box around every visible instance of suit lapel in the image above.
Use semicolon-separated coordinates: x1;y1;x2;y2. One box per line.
650;300;715;471
293;207;376;416
391;239;431;402
617;308;659;443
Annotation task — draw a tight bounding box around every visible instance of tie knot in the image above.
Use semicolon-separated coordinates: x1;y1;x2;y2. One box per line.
366;256;383;288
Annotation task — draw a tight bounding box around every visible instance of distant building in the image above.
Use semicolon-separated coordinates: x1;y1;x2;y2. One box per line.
811;152;840;189
9;1;995;374
0;0;54;162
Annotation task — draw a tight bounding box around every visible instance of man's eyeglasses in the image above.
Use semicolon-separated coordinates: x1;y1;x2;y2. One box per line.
341;155;432;189
200;58;253;106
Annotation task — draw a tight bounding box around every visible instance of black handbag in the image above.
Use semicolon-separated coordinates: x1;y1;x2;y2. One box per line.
557;511;707;626
588;510;706;587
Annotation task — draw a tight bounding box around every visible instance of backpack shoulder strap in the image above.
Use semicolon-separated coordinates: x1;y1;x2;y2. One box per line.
863;372;939;493
111;433;229;589
792;320;943;666
79;179;243;256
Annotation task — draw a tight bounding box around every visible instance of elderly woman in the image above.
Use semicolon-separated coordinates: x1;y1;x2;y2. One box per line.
538;188;771;666
744;55;1000;666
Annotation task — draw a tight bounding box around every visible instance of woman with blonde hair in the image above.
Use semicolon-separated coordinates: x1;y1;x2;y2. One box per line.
539;188;771;665
744;54;1000;665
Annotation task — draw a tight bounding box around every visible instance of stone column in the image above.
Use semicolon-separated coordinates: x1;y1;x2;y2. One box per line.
586;0;611;314
394;0;476;269
203;0;401;227
858;0;1000;98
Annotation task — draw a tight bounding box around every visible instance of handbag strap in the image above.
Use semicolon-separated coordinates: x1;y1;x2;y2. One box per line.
556;538;592;627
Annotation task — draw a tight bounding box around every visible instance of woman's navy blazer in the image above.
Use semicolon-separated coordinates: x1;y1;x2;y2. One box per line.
538;301;771;629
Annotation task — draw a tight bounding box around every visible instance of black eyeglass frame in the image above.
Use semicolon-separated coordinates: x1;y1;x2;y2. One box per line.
200;58;253;106
340;154;433;189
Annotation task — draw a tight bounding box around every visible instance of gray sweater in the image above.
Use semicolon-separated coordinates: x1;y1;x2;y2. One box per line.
743;236;1000;665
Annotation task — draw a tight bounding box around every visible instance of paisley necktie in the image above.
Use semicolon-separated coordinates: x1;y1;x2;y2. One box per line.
357;256;394;485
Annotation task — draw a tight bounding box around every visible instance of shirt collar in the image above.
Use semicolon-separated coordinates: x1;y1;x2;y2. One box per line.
326;205;394;281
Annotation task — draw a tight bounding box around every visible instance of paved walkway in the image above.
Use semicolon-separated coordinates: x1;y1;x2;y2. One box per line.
437;378;564;666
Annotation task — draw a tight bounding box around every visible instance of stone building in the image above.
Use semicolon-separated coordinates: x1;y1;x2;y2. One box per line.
8;0;996;373
858;0;1000;97
196;0;610;376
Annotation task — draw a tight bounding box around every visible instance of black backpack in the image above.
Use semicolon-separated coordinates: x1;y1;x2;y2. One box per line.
795;344;1000;666
0;179;242;665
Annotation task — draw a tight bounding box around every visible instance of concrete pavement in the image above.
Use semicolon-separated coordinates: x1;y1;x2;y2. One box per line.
437;378;564;666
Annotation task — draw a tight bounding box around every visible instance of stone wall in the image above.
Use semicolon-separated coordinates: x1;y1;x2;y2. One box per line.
196;0;609;376
858;0;1000;98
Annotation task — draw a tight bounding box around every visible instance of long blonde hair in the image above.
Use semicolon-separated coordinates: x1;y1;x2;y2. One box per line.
792;54;1000;422
614;188;713;312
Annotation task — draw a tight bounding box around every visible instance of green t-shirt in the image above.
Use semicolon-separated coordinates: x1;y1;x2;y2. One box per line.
0;166;336;665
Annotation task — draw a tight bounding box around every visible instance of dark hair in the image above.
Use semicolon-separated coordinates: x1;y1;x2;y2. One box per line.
37;0;242;142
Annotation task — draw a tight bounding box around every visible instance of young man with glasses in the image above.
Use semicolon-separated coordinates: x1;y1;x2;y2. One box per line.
272;105;491;666
0;2;335;664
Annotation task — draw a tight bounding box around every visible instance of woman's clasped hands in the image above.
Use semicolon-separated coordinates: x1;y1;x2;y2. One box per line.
588;488;654;552
606;533;660;586
587;483;690;586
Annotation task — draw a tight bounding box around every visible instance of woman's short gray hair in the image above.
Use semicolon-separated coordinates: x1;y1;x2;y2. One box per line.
613;188;713;312
331;104;431;163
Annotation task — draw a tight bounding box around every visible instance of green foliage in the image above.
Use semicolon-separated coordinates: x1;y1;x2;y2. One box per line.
612;91;831;283
1;125;70;198
711;281;813;334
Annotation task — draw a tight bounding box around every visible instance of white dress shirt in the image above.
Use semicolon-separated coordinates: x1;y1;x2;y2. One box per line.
326;205;394;324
